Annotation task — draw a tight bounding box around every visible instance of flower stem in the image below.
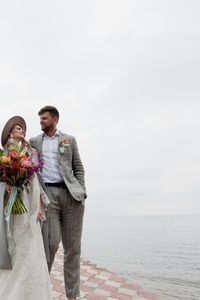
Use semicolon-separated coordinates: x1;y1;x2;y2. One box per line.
11;196;27;214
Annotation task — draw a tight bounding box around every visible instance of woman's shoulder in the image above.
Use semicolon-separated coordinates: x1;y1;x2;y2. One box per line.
0;182;5;189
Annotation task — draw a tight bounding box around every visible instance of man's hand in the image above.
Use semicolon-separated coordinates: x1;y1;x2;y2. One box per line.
37;202;45;222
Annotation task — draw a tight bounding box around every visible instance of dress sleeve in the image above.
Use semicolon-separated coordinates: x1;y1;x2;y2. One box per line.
26;174;41;217
0;183;12;269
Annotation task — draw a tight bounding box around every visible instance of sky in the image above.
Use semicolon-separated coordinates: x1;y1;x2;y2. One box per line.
0;0;199;216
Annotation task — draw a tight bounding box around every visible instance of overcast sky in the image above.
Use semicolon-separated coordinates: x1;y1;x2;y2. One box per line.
0;0;199;216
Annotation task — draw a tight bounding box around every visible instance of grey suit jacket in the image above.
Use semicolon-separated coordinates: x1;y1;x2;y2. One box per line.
29;131;87;203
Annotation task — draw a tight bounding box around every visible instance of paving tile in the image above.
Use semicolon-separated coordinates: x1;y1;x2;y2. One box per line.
133;296;149;300
81;285;95;293
99;284;118;293
88;277;105;285
94;288;111;297
105;280;121;287
123;283;141;291
95;274;110;281
111;292;133;300
86;293;107;300
80;291;87;298
100;271;116;277
83;281;99;288
55;275;65;281
81;275;90;282
51;270;62;276
52;290;62;298
118;287;138;296
53;284;65;294
109;276;127;284
51;277;63;285
86;269;99;275
82;271;96;277
81;265;92;270
138;290;159;300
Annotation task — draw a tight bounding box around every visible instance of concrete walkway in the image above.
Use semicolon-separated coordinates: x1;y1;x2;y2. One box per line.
51;246;160;300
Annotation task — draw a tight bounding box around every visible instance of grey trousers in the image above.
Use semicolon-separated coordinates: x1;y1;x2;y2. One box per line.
45;185;85;298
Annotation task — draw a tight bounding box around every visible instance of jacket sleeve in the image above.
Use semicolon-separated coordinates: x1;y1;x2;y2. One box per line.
72;138;87;197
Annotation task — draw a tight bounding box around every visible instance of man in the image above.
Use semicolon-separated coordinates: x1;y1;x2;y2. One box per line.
30;105;86;300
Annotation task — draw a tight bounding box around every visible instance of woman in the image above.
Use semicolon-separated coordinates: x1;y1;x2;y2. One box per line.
0;116;53;300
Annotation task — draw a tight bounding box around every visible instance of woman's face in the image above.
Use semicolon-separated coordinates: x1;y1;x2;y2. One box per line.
10;125;26;141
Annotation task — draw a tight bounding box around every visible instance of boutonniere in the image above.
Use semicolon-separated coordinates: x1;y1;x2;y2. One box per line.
59;138;70;153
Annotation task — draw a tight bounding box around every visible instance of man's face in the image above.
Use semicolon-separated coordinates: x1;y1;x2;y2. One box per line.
39;112;58;132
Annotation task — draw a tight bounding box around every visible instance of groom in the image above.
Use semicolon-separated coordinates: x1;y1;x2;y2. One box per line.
30;105;87;300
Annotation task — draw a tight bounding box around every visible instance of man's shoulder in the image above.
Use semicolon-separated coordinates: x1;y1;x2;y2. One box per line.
29;134;43;143
59;131;75;141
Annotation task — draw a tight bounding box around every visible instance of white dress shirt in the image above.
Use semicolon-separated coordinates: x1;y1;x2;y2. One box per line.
41;131;63;183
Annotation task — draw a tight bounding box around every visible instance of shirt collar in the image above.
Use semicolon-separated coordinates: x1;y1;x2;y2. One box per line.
43;129;60;138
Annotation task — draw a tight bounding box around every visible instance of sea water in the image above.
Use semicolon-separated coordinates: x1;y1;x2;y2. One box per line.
82;215;200;300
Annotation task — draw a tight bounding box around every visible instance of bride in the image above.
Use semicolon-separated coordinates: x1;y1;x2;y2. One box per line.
0;116;53;300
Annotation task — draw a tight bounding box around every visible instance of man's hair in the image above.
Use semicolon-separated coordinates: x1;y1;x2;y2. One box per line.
38;105;59;118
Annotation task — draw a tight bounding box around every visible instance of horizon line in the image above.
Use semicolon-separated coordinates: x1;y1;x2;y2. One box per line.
85;213;200;217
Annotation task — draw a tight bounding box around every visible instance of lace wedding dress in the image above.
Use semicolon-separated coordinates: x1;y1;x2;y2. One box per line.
0;175;53;300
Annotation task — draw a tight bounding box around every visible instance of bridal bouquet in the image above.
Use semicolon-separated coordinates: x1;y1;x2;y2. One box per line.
0;139;42;216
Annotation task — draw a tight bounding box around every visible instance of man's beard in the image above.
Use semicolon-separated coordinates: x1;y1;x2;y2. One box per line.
41;124;53;133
